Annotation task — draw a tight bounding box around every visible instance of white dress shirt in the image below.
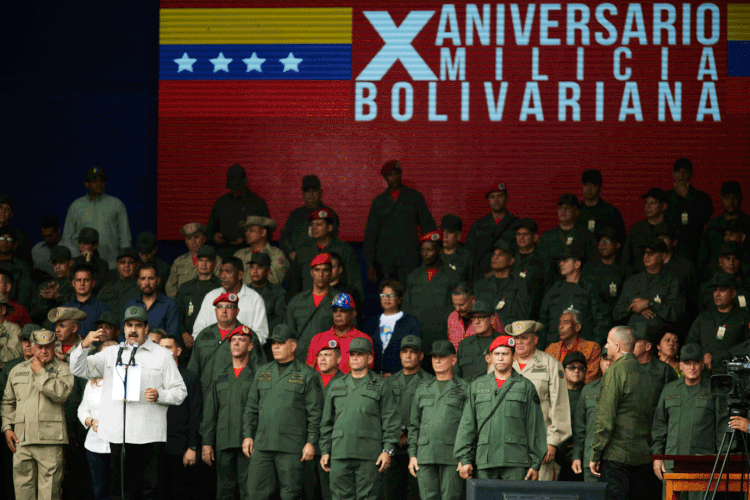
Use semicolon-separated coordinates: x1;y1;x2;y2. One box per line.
77;380;111;454
69;338;187;444
191;284;269;343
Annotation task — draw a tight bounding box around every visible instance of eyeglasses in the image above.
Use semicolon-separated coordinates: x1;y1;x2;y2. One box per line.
215;304;237;309
0;236;13;242
565;365;586;372
380;293;397;299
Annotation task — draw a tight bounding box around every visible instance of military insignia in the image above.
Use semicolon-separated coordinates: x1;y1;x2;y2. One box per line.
514;323;523;332
229;293;238;302
40;331;50;342
319;210;328;218
187;223;197;233
55;308;63;318
507;338;515;347
258;371;272;382
289;373;304;381
654;295;662;304
497;183;505;191
430;233;439;241
241;326;250;334
328;340;338;348
559;370;564;378
366;380;381;391
449;264;457;270
129;307;138;315
288;378;304;385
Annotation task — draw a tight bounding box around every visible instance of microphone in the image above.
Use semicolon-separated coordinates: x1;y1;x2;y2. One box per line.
116;342;126;366
128;343;140;366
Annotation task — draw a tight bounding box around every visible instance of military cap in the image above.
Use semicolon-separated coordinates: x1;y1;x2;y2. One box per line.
596;226;619;243
348;336;373;354
302;174;321;190
653;222;676;240
227;325;254;341
680;343;703;362
213;292;239;306
248;251;271;268
560;244;586;261
486;181;507;198
240;215;277;232
505;320;544;336
641;187;668;203
196;244;217;260
307;209;333;223
310;253;332;268
489;335;516;352
557;193;580;209
21;323;40;341
642;237;669;253
332;293;356;311
380;160;401;176
0;293;15;315
632;322;654;343
180;222;207;237
94;310;119;328
86;166;106;181
710;271;738;289
725;219;748;236
136;232;158;253
400;335;422;351
470;300;493;317
50;246;72;262
117;247;139;260
513;218;538;234
47;307;87;323
419;231;442;244
78;227;99;244
317;338;340;356
581;169;603;185
429;340;456;356
673;157;693;173
720;241;742;257
269;324;297;343
225;164;247;190
493;238;513;255
441;214;463;233
123;305;149;323
721;181;742;197
31;329;55;346
562;351;587;368
0;194;13;208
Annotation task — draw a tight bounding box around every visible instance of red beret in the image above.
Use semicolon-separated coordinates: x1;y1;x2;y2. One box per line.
310;253;332;268
489;336;516;353
380;160;401;176
419;231;442;244
308;209;333;222
486;182;507;198
213;292;239;306
227;325;253;340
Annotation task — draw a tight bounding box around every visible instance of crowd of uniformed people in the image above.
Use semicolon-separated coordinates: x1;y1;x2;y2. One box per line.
0;158;749;500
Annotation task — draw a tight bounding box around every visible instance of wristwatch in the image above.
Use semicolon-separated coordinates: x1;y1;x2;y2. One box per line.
383;448;394;457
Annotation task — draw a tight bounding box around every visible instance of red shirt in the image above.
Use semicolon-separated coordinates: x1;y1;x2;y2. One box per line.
6;301;32;328
234;366;243;378
447;311;503;349
220;329;231;340
494;216;503;224
517;363;527;371
390;189;400;201
320;372;336;387
61;343;74;354
312;292;326;307
306;327;374;374
495;377;507;390
192;256;198;266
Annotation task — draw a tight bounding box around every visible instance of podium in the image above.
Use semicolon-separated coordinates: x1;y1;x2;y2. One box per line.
652;455;750;500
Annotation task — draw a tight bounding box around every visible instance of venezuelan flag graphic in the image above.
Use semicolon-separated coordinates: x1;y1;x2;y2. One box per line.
727;4;750;114
159;7;352;117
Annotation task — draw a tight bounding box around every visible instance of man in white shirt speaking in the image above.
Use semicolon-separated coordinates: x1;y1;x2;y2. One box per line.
70;305;187;499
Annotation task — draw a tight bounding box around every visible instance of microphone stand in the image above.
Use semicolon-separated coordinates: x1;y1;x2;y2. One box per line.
120;342;139;499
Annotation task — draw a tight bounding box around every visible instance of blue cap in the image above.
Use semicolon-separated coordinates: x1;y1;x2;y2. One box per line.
332;293;355;311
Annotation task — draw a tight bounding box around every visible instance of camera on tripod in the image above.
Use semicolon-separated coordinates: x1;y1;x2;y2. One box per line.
711;356;750;411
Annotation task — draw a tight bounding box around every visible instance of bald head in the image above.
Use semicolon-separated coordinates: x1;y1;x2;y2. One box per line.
610;326;635;353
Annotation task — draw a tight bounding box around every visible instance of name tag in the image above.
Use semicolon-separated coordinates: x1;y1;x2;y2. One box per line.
566;237;574;246
739;295;747;308
258;371;272;382
588;219;596;232
609;282;617;296
717;326;726;340
496;299;506;310
519;271;527;279
188;301;194;316
654;295;662;305
681;212;689;225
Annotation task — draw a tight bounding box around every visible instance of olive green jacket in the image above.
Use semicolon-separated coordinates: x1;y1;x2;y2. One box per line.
456;331;500;381
454;371;547;470
591;353;654;465
286;288;338;361
408;376;469;465
242;359;322;452
319;370;400;460
572;379;600;465
385;368;433;454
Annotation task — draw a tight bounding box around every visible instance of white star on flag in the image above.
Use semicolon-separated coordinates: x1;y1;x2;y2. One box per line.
242;52;265;72
173;52;197;73
279;52;303;72
209;52;233;73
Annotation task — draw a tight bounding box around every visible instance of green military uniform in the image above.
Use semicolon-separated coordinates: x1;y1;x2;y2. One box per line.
698;274;750;311
538;281;610;348
663;254;698;309
642;356;678;415
252;282;287;333
96;277;139;322
402;264;460;357
581;260;625;318
687;306;750;360
572;378;601;482
577;198;627;244
290;238;362;300
235;242;288;286
536;225;598;283
319;368;400;500
466;211;518;282
622;219;661;276
165;252;223;298
441;247;473;285
456;330;499;381
285;288;338;361
243;357;323;499
473;275;531;328
512;249;548;318
408;373;469;500
187;323;265;389
316;370;346;500
454;370;547;479
0;320;22;370
175;275;221;335
279;202;340;257
697;211;750;278
613;269;686;335
1;330;74;500
591;353;654;465
665;184;714;262
201;346;257;500
31;277;75;325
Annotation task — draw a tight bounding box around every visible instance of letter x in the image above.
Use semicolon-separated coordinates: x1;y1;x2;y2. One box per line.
357;11;437;81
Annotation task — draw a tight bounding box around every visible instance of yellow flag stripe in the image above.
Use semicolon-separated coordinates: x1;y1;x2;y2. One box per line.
729;4;750;41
